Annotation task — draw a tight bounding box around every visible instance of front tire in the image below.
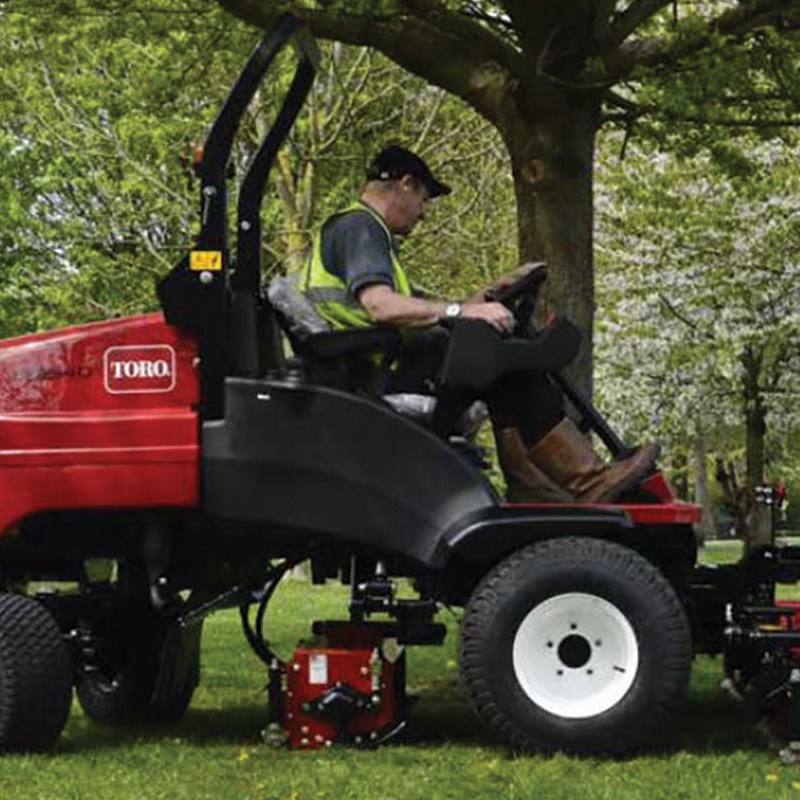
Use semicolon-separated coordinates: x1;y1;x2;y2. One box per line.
460;537;691;754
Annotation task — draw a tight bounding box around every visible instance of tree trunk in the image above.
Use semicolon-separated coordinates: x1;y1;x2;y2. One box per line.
694;437;715;543
715;457;749;542
502;93;600;397
745;404;766;493
741;346;767;494
740;348;769;550
672;449;688;501
275;149;315;272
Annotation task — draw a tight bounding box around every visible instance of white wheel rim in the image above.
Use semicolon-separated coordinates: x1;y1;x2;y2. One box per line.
512;592;639;719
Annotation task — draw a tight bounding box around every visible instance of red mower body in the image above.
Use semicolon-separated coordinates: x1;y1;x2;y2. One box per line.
0;313;200;535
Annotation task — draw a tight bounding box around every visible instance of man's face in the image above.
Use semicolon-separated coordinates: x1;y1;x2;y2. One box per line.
387;175;430;236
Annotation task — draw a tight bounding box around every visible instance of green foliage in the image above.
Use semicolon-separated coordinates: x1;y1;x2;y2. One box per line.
0;2;256;335
318;0;404;15
626;20;800;167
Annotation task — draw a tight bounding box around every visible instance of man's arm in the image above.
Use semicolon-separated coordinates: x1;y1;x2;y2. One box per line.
358;284;515;333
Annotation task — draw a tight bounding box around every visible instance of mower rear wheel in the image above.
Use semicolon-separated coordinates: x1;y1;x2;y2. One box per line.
460;537;691;754
0;593;73;751
76;606;201;725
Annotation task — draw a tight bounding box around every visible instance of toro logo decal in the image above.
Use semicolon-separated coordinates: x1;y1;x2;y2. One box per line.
103;345;177;394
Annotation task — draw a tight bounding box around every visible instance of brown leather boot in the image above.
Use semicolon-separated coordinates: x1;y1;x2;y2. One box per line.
527;418;659;503
495;427;574;503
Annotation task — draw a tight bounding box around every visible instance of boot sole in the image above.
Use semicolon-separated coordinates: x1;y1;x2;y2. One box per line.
585;444;661;504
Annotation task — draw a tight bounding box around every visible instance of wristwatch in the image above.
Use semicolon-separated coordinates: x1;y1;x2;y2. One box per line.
444;302;462;319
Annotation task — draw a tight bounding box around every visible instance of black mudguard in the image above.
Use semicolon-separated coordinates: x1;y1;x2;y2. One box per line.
203;377;497;564
435;504;633;567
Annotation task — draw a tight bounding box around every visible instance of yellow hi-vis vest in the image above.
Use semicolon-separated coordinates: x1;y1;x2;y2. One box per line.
301;202;412;330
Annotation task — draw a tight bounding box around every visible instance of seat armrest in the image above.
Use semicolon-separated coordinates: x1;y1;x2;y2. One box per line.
305;327;402;359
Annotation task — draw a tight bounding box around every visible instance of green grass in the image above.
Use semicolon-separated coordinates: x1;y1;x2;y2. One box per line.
699;539;744;566
3;578;800;800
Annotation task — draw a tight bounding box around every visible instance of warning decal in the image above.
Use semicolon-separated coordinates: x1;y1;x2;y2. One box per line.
190;250;223;271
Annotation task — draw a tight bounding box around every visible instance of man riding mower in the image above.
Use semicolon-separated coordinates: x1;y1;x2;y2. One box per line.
290;142;659;507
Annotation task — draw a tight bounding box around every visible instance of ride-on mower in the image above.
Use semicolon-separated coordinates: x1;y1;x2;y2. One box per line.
1;16;800;755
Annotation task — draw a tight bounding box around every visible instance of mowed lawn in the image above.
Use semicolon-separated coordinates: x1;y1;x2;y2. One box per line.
2;543;799;800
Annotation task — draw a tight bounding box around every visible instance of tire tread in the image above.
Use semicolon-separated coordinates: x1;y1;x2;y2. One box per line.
0;594;72;750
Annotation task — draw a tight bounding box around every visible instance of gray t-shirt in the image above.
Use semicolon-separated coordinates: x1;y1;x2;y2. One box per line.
320;208;399;297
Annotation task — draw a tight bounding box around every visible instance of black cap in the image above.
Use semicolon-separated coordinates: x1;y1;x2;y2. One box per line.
366;145;452;198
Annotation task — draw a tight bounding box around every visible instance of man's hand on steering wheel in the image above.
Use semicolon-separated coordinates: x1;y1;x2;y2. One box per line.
484;262;548;330
448;262;546;335
461;302;515;334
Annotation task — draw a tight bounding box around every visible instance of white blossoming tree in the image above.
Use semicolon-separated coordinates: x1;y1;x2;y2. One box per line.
595;135;800;537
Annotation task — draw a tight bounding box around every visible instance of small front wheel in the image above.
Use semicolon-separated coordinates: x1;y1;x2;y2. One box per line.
460;537;691;754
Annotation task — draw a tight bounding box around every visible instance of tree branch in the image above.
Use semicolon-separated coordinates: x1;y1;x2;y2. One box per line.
603;88;800;127
463;2;515;36
217;0;529;124
603;0;800;82
400;0;521;66
658;293;717;342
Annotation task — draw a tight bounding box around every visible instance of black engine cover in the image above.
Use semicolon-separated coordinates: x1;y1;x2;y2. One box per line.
202;377;496;565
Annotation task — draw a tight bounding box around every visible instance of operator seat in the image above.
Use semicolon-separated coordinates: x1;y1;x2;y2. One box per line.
266;276;488;438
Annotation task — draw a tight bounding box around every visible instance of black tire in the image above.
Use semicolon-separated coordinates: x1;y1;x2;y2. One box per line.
0;593;73;751
460;537;692;754
76;607;201;725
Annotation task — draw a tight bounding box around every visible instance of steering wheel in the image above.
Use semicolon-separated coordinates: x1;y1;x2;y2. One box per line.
486;262;548;330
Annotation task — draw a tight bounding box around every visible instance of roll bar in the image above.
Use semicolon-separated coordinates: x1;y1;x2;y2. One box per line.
157;14;318;417
231;26;319;376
